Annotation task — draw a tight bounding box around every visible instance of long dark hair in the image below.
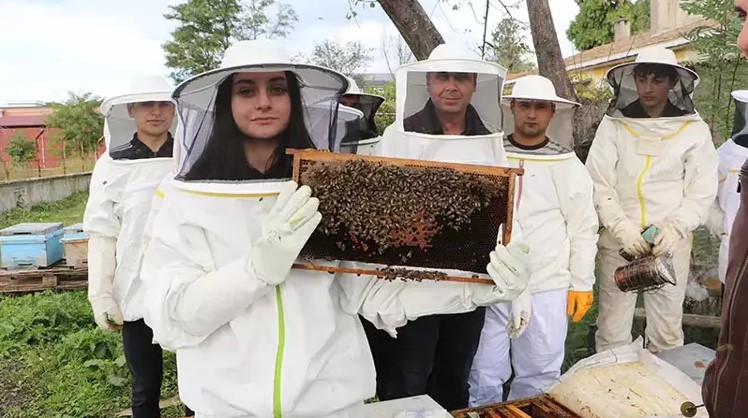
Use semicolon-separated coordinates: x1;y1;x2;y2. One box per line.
185;71;314;181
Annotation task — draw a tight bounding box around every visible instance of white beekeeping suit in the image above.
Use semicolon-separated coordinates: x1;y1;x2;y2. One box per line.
84;75;176;328
586;46;718;353
139;40;529;418
469;75;599;405
706;90;748;284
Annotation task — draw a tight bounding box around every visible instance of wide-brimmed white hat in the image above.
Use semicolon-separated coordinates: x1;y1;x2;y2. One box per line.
605;46;699;87
503;75;579;108
173;39;348;103
101;75;176;155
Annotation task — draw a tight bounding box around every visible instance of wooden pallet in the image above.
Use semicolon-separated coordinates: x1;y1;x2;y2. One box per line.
0;263;87;294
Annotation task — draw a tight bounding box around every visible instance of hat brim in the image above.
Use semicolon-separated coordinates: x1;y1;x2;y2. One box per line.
732;90;748;104
344;92;386;102
502;94;580;108
101;91;174;116
605;60;699;85
173;63;348;103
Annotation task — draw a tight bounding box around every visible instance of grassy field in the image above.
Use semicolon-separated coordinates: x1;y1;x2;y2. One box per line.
0;194;184;418
0;195;721;416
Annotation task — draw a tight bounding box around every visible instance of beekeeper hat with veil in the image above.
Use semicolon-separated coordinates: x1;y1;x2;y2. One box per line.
171;39;348;194
605;46;699;118
338;76;385;155
379;43;509;167
502;74;579;152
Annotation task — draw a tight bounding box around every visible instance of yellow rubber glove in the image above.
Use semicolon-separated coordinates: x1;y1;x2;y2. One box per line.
567;291;594;323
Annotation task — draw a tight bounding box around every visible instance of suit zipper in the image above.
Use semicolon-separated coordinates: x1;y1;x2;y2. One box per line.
273;286;286;418
636;156;652;228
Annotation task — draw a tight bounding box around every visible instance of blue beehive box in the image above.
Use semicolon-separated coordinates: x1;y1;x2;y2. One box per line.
0;222;64;269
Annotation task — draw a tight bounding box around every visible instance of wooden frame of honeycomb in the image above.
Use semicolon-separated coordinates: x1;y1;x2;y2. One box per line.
287;149;524;285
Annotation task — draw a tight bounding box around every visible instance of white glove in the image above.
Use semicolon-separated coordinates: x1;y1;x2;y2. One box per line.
251;181;322;286
91;297;124;332
508;288;532;339
472;241;530;305
652;221;686;257
86;235;122;332
612;222;651;257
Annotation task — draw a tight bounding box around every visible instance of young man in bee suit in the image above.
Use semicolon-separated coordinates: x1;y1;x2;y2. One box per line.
468;74;599;406
586;46;718;353
361;43;531;411
138;39;530;418
705;90;748;292
84;75;194;417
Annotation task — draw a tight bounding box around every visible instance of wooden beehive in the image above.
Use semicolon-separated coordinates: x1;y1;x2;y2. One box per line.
450;395;581;418
288;149;523;284
61;223;89;268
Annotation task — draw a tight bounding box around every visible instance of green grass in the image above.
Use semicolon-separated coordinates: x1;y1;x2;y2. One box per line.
0;291;183;418
0;195;184;418
0;191;88;230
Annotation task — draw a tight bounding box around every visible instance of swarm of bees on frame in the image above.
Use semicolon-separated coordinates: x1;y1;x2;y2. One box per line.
300;159;504;279
376;267;448;282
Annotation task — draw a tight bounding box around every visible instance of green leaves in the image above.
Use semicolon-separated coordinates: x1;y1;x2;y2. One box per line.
162;0;299;83
682;0;747;142
0;291;93;356
6;132;36;164
374;80;396;135
567;0;650;51
308;40;373;76
44;92;104;159
487;18;535;73
0;291;181;417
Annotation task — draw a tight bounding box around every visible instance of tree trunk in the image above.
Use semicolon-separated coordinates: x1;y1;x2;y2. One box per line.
526;0;577;102
376;0;444;60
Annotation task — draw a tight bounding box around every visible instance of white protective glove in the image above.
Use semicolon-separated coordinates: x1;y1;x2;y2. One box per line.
251;181;322;286
508;287;532;338
652;221;686;257
612;222;651;257
472;241;530;305
87;235;123;332
91;297;124;332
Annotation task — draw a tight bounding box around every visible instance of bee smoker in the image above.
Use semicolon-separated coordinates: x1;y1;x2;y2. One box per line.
615;225;677;293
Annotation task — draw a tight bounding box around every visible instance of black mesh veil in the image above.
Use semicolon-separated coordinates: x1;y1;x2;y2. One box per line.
731;91;748;140
606;63;698;117
173;64;347;180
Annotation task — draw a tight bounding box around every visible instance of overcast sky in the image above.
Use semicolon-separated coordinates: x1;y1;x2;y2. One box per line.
0;0;580;103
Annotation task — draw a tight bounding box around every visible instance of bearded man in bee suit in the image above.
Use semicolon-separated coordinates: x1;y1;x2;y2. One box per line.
467;75;598;406
84;75;194;417
359;43;531;411
586;46;718;354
